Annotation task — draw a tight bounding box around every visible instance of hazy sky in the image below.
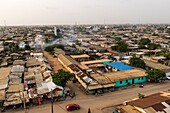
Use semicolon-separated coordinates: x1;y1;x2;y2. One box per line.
0;0;170;25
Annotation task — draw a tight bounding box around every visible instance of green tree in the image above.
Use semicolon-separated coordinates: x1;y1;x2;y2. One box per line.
164;52;170;59
147;43;161;50
138;93;145;99
44;45;54;52
52;69;74;87
117;42;128;52
54;44;64;50
111;41;128;52
146;69;166;82
145;51;154;56
129;57;146;69
111;45;117;51
115;37;121;42
44;44;64;53
139;38;151;45
25;44;30;50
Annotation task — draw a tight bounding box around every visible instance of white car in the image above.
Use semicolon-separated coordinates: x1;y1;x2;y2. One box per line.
166;76;170;80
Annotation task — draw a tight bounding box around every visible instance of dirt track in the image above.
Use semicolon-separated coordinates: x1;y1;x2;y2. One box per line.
44;51;65;73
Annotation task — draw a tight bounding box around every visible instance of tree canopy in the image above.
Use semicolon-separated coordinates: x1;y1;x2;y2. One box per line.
164;52;170;59
146;69;166;82
25;44;31;50
52;69;74;87
139;38;151;45
111;41;128;52
129;57;146;69
114;37;121;42
44;44;64;52
147;43;161;50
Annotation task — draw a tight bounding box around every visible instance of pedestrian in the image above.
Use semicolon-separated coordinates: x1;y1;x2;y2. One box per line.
13;105;16;110
88;108;91;113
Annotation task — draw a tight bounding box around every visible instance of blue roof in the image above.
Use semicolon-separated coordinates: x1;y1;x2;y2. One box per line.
107;62;133;71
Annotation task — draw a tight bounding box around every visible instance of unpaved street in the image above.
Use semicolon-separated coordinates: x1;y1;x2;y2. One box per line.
8;81;170;113
43;51;65;72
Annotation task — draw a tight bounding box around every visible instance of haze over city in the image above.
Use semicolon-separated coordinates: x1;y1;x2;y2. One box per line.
0;0;170;25
0;0;170;113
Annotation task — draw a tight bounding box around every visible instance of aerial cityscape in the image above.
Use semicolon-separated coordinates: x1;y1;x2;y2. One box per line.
0;0;170;113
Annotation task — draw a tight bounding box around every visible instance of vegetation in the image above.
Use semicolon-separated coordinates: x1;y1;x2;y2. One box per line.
114;37;121;42
25;44;31;50
129;57;146;69
164;52;170;59
138;93;145;99
106;35;111;38
138;44;147;49
139;38;151;45
69;52;82;55
52;69;74;87
44;44;64;52
145;51;154;56
147;43;161;50
146;69;166;82
111;41;128;52
44;46;54;52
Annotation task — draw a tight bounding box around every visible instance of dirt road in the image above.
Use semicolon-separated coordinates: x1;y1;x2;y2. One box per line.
8;81;170;113
44;51;65;73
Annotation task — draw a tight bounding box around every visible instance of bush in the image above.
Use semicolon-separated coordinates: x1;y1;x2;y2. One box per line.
138;93;145;99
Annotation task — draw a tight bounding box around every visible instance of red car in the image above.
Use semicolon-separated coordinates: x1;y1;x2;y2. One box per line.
66;104;80;111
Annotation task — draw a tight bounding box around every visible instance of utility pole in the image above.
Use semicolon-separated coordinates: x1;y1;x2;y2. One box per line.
51;89;54;113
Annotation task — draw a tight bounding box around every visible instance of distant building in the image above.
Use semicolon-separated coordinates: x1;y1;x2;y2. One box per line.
54;26;57;36
18;42;26;49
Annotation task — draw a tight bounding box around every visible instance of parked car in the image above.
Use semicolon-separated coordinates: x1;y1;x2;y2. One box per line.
166;76;170;80
66;104;80;111
139;84;144;88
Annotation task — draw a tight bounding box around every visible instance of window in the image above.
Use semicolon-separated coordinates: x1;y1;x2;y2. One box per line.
138;78;140;80
126;80;128;83
142;77;143;80
120;81;122;84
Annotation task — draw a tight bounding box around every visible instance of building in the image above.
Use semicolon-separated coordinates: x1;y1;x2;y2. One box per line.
70;54;90;62
105;69;148;87
114;90;170;113
105;62;133;71
54;48;65;57
54;26;57;36
144;60;170;78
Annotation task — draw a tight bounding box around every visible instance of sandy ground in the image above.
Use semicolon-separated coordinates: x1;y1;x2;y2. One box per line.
44;51;65;73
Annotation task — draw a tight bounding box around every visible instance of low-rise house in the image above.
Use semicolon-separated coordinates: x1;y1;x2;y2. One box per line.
18;42;26;49
89;45;107;52
81;59;112;69
105;62;133;71
30;51;43;57
70;54;90;62
123;90;170;113
11;65;25;73
54;48;65;57
144;60;170;78
0;67;11;90
105;69;148;87
26;58;41;68
13;60;25;66
36;80;64;98
76;45;92;53
0;90;5;107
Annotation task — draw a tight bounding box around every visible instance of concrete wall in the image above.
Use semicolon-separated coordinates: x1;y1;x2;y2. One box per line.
114;76;148;87
134;76;148;84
